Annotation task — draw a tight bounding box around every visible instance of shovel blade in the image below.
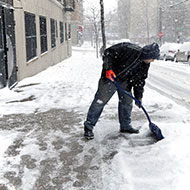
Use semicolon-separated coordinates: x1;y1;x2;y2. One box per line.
149;122;164;141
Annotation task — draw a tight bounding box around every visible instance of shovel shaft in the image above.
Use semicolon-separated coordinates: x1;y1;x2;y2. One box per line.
113;78;152;123
112;77;164;140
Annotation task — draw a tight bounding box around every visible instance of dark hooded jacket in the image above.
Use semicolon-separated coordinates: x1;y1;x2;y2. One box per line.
101;42;150;99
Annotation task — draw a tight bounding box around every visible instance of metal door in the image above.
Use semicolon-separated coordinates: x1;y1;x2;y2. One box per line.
0;6;7;88
0;4;17;89
4;6;17;88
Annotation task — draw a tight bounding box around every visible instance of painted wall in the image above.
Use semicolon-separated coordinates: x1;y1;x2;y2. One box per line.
13;0;72;81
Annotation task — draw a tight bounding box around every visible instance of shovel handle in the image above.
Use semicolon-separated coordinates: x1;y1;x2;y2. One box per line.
111;75;164;140
111;76;152;124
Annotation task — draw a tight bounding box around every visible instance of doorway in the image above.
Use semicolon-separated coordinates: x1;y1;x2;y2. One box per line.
0;4;17;89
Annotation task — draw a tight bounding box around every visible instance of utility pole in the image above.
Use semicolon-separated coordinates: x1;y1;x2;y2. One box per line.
145;0;150;44
158;6;163;46
100;0;106;54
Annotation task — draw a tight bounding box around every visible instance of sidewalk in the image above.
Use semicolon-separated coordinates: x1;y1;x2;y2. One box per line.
0;108;106;189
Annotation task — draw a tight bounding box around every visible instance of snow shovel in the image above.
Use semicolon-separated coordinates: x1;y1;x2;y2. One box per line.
112;77;164;141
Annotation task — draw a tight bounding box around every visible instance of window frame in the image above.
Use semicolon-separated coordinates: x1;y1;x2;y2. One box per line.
68;23;71;39
59;21;64;44
39;15;48;54
24;11;37;62
50;18;56;48
65;23;67;41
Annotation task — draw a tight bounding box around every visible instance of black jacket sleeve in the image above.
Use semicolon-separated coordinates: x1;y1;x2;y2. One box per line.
133;64;150;100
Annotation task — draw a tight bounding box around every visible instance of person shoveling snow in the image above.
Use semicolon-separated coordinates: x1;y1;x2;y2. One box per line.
84;42;160;140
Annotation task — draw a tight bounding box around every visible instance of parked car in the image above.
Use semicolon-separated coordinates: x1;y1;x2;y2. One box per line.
160;43;182;61
175;42;190;63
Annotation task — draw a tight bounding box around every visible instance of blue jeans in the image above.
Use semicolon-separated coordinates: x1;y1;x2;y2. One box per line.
84;78;133;131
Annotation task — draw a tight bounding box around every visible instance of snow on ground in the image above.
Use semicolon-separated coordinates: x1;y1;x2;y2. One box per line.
0;42;190;189
148;60;190;106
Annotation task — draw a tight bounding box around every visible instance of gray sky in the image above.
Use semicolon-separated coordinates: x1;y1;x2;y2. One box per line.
84;0;118;13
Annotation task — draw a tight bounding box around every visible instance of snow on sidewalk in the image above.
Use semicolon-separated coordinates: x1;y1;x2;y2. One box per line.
0;42;190;189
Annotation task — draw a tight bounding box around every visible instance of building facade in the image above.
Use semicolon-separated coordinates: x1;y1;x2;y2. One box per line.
158;0;190;43
118;0;159;45
117;0;190;45
14;0;73;82
0;0;75;88
71;0;83;46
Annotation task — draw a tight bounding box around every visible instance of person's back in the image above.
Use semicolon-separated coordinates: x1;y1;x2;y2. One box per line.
101;42;142;79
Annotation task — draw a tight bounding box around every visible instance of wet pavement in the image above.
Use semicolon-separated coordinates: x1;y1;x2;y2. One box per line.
0;106;159;190
0;108;120;190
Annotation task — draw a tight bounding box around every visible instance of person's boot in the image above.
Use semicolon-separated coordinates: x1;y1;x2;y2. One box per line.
84;126;94;140
120;127;139;134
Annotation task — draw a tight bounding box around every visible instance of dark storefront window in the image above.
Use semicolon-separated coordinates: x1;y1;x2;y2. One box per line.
50;18;56;48
0;17;3;49
68;23;71;39
24;12;37;61
65;23;67;40
39;16;48;54
60;21;64;43
56;21;58;38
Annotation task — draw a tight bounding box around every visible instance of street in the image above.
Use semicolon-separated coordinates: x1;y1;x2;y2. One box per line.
147;61;190;108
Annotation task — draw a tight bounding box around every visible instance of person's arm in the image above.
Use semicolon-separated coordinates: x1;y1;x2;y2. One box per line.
103;45;120;81
133;65;150;100
103;48;116;71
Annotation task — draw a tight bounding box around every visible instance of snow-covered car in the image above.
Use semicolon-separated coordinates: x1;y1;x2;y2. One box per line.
175;42;190;63
159;43;182;61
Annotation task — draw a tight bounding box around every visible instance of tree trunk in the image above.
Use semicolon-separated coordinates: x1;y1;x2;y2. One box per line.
100;0;106;54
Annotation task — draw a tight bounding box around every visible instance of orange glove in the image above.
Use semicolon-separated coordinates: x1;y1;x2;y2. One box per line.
106;70;116;81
